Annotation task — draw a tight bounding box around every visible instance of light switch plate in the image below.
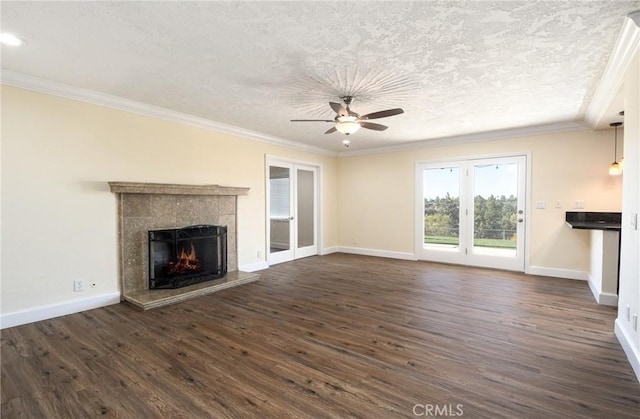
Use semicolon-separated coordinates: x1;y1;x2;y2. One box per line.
535;201;546;209
630;213;638;230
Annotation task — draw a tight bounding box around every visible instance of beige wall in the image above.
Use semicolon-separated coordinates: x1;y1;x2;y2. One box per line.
338;129;623;274
0;86;338;314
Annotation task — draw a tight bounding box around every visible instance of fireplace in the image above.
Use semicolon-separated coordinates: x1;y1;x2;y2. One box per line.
149;225;227;289
109;182;256;310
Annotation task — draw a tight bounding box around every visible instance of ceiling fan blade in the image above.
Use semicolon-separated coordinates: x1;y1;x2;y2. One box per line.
360;122;388;131
360;108;404;120
324;127;337;134
290;119;334;122
329;102;348;116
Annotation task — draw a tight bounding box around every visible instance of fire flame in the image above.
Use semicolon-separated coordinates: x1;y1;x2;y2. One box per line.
167;243;202;274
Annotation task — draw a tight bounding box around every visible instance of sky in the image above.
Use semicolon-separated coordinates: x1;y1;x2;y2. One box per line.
423;163;518;199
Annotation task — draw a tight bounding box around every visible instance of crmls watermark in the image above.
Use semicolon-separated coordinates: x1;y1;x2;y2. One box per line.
413;403;464;417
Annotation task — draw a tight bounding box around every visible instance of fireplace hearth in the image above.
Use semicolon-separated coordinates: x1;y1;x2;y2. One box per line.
149;225;227;289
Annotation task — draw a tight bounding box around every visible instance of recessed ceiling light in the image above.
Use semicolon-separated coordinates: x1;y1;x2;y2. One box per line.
0;33;23;46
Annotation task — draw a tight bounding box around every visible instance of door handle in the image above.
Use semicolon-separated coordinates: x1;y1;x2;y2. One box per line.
289;216;294;220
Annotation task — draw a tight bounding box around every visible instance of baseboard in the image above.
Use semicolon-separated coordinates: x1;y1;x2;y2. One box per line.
615;319;640;383
0;292;121;330
587;275;602;304
239;261;269;272
586;274;619;306
526;265;589;281
337;246;418;261
321;246;339;255
598;293;619;306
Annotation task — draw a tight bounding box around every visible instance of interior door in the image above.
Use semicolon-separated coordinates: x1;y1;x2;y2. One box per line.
268;163;294;264
294;165;318;259
267;160;318;265
416;155;527;271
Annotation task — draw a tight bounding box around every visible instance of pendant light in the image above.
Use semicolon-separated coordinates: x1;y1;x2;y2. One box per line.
609;122;623;176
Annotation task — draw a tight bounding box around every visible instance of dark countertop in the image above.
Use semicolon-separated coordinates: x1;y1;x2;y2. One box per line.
566;211;621;231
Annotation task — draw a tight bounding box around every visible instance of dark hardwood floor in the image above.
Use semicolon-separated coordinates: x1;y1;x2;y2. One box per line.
2;254;639;418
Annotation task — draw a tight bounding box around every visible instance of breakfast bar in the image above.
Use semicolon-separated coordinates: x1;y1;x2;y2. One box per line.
566;212;621;306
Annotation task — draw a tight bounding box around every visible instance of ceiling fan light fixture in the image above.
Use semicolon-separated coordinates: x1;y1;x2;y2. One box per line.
336;121;361;135
291;96;402;141
335;115;361;135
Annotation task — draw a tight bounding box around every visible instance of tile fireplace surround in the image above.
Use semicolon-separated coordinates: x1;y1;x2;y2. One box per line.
109;182;259;310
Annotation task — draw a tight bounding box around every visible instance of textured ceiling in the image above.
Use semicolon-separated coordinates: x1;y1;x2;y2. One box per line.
2;1;639;153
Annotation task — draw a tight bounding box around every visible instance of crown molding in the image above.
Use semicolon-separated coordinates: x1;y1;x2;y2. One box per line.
584;11;640;128
338;120;589;158
0;70;337;157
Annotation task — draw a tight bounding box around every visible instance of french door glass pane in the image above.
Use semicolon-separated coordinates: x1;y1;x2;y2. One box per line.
423;167;460;247
297;169;314;248
473;163;517;256
269;166;290;253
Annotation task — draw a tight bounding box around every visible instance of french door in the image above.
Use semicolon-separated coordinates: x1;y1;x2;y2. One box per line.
267;158;319;265
415;155;527;271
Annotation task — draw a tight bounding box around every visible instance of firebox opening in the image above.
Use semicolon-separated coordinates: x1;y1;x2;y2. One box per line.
149;225;227;289
170;243;201;274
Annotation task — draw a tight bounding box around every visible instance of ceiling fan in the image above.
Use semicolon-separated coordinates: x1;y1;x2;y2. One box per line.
291;96;404;147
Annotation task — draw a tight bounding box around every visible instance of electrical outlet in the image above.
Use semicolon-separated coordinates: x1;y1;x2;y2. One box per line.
535;201;546;209
74;279;84;292
574;200;585;209
627;305;631;321
633;314;638;332
257;250;262;259
554;200;562;209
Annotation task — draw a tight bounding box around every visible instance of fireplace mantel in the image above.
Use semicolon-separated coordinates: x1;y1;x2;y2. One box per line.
110;181;257;310
108;181;250;196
